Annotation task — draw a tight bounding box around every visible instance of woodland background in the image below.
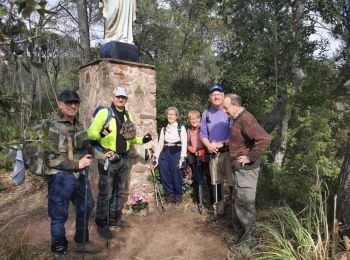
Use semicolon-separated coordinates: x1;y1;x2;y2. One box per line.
1;0;350;258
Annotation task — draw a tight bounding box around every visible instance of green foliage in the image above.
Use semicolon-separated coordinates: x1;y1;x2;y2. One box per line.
254;204;330;259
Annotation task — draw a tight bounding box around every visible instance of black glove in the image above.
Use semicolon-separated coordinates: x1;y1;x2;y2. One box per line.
99;126;111;138
142;133;152;144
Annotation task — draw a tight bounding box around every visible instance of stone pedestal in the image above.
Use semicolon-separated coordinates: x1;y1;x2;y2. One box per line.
79;59;158;213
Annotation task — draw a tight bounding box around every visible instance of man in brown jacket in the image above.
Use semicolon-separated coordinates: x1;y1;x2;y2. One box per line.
223;93;271;252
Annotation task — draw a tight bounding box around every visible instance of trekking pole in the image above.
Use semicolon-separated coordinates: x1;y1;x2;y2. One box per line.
82;166;89;260
195;153;204;214
151;166;165;212
104;157;110;248
148;148;165;212
214;180;218;224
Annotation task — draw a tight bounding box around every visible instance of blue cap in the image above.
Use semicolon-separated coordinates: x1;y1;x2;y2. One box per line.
209;85;223;93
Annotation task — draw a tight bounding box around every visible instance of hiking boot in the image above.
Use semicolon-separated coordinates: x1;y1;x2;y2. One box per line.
75;241;102;254
224;233;240;244
175;203;183;212
115;219;130;228
206;211;218;223
97;225;113;239
163;202;175;212
51;238;68;255
108;219;117;227
191;205;199;212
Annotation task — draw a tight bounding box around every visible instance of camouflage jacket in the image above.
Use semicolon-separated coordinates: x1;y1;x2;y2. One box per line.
43;112;99;177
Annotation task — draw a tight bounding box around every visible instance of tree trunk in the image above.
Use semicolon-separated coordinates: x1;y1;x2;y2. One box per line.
77;0;91;65
263;98;285;133
273;102;291;170
337;131;350;236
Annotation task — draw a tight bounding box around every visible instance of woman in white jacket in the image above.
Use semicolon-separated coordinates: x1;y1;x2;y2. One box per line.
155;107;187;212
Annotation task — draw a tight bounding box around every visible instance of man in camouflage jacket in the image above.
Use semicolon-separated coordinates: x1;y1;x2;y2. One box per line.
44;90;111;256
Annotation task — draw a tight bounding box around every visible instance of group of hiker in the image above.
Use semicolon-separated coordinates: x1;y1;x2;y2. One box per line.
42;84;271;257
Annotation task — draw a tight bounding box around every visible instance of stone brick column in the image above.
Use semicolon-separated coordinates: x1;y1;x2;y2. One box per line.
79;59;157;214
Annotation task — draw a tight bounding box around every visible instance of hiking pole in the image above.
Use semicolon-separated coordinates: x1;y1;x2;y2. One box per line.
82;166;89;260
151;167;165;211
104;157;111;248
214;180;218;224
196;157;204;214
148;148;165;212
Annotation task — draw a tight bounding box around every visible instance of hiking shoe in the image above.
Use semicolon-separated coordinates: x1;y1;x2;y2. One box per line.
175;203;183;212
206;212;218;223
224;233;240;244
191;206;199;212
115;219;130;228
51;238;68;255
163;202;175;212
97;225;113;239
75;241;102;254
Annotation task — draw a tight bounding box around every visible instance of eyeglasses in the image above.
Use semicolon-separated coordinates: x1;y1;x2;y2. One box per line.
64;102;80;106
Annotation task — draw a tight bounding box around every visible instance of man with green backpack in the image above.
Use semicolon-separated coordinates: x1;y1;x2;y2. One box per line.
42;90;112;257
87;86;152;239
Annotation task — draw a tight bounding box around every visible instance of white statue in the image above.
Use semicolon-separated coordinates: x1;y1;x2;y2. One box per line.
99;0;136;44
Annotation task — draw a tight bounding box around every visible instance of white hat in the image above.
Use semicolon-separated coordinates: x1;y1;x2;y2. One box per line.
113;87;128;97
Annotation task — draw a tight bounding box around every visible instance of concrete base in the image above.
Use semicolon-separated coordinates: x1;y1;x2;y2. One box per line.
100;41;139;62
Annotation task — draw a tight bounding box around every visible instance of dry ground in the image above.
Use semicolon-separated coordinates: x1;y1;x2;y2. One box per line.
0;174;239;260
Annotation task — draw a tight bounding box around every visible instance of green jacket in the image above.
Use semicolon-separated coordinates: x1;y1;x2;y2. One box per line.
43;113;88;177
87;107;143;152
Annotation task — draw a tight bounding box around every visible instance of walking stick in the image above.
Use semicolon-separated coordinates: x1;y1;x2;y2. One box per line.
82;166;89;260
196;157;204;214
146;148;165;212
104;158;111;248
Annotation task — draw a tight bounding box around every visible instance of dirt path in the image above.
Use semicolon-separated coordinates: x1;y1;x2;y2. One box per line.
0;176;234;260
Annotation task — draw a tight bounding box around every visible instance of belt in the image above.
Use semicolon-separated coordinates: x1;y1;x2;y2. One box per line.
217;145;229;153
164;143;182;147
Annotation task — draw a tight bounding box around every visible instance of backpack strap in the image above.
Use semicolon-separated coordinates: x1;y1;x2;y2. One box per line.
204;110;210;123
103;107;113;129
164;126;182;139
125;110;131;122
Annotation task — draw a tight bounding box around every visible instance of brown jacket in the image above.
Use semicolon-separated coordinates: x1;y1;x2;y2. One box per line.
229;108;271;169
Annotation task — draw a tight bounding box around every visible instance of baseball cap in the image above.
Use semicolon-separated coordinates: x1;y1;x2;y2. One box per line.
209;85;223;93
58;90;80;103
113;86;128;97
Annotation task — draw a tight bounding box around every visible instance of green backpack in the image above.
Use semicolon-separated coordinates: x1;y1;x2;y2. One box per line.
22;120;52;176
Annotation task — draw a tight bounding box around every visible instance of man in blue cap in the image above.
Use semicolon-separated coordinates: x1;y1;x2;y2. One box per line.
200;85;234;223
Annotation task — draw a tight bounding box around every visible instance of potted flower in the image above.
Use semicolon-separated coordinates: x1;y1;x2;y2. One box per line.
128;195;149;215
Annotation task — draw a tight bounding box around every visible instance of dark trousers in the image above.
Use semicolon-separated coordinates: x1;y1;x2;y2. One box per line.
232;167;259;242
95;157;129;226
189;160;204;204
47;172;94;243
159;149;183;202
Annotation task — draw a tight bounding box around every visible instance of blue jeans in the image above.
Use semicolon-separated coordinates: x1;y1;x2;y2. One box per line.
47;172;94;243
